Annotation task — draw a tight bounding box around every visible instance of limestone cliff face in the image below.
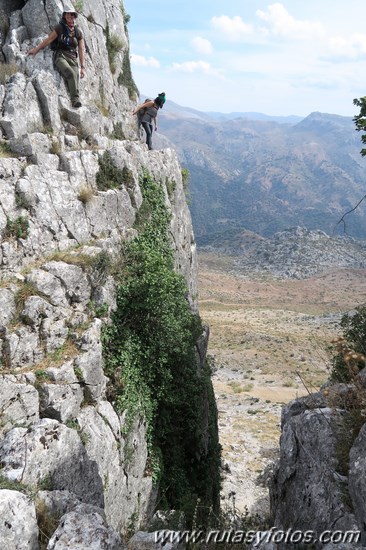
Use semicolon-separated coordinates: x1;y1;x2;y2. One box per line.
0;1;200;548
269;385;366;550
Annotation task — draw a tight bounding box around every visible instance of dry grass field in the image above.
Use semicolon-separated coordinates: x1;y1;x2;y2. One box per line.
197;250;366;518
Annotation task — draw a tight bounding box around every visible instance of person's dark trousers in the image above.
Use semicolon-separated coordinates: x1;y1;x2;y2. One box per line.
142;121;153;150
54;53;80;104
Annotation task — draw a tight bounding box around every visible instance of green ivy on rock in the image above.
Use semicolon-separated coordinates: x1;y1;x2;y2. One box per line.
102;171;220;524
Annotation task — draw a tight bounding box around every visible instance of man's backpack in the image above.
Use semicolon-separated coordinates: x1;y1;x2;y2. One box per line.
137;99;151;126
50;20;81;52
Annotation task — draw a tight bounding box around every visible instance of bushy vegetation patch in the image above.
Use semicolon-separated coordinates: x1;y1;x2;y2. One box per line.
330;305;366;382
119;51;139;100
0;63;18;85
96;150;127;190
326;305;366;484
102;171;220;523
105;23;123;74
4;216;29;239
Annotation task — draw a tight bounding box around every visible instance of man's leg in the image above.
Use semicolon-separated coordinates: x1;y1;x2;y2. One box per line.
54;54;80;105
141;121;153;149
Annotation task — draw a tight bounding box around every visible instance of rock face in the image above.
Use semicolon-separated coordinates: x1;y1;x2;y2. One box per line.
0;490;39;549
270;384;366;549
0;0;200;547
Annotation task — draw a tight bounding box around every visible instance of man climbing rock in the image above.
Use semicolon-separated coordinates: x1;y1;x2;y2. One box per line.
27;5;85;108
132;93;166;150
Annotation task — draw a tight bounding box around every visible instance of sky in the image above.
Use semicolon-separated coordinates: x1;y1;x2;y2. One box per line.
124;0;366;117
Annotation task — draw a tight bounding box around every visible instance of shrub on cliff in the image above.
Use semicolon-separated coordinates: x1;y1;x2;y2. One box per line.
102;171;221;525
330;305;366;382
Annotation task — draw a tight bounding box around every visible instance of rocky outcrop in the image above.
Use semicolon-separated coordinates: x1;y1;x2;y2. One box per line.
270;382;366;549
0;489;39;549
233;227;366;279
47;504;124;549
0;0;201;548
2;0;137;144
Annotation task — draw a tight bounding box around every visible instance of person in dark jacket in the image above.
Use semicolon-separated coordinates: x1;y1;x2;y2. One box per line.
133;93;166;150
27;6;85;108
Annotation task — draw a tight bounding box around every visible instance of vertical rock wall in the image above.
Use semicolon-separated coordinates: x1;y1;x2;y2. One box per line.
270;388;366;549
0;1;200;547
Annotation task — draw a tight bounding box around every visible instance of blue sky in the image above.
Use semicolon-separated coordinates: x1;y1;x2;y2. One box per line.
124;1;366;117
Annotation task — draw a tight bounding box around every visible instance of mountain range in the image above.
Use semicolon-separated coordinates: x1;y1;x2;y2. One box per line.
153;100;366;250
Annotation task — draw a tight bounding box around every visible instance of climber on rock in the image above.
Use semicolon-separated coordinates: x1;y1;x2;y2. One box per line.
132;93;166;150
27;5;85;109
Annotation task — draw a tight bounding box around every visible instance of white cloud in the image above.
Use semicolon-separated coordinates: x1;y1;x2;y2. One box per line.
326;33;366;60
253;4;366;61
191;36;213;55
130;54;160;68
171;60;224;79
210;15;253;41
128;1;366;116
256;3;325;41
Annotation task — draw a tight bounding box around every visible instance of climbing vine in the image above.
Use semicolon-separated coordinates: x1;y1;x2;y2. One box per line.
102;171;220;522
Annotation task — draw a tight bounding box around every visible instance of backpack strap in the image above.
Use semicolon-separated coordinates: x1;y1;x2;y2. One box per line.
57;21;81;50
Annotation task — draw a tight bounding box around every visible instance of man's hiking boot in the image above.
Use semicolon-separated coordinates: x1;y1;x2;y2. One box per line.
72;100;82;108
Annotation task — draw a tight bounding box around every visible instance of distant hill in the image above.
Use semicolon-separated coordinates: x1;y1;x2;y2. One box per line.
141;96;301;124
153;104;366;248
141;95;213;121
206;111;302;124
232;226;366;279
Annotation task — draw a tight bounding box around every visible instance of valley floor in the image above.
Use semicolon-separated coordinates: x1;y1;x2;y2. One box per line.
197;250;366;520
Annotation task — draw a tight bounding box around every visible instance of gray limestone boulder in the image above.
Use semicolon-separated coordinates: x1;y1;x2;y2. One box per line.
270;407;360;543
36;489;83;519
0;375;39;436
47;504;125;549
0;489;39;550
43;261;91;304
33;70;62;133
59;150;101;190
349;423;366;545
26;269;69;308
77;406;154;532
0;419;104;506
38;362;84;422
0;287;16;325
3;324;43;369
97;401;122;440
22;0;63;38
0;73;43;140
21;295;63;329
280;391;327;427
77;405;123;530
73;319;107;404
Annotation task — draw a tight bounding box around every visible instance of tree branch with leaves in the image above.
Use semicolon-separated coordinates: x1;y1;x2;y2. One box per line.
353;96;366;156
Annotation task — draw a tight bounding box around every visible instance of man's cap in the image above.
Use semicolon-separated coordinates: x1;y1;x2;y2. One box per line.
63;5;78;17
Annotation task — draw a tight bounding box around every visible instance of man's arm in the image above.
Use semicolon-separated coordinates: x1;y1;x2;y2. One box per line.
27;30;58;56
78;38;85;78
132;100;154;115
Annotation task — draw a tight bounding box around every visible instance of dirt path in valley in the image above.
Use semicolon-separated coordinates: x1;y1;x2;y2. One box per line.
197;251;366;519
